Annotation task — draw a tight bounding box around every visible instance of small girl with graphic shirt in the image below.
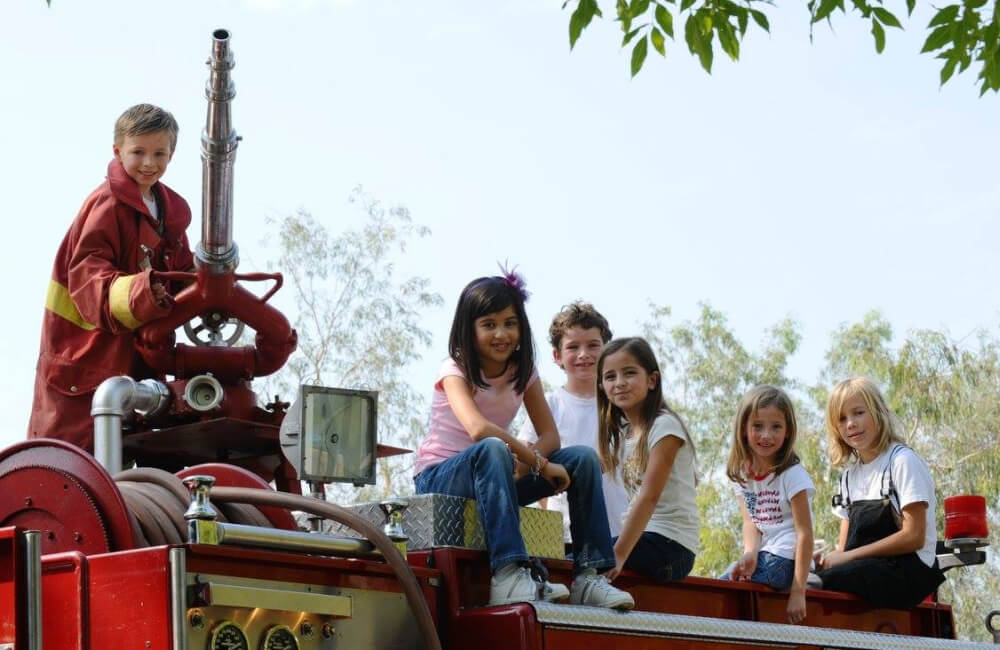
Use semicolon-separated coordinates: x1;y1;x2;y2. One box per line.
597;337;699;583
720;385;814;625
413;272;634;610
815;377;945;609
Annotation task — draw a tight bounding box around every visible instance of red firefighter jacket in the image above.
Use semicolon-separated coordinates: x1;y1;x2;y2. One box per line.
28;159;194;451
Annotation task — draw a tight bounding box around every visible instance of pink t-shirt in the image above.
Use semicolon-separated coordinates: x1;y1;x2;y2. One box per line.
414;357;538;476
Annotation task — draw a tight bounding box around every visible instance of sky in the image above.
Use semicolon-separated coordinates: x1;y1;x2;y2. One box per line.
1;0;998;450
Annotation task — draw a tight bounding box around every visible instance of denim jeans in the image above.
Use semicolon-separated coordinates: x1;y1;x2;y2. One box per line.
720;550;795;590
414;438;615;573
614;531;695;583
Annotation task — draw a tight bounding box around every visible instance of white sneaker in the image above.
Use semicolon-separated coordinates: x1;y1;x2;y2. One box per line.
490;566;570;605
540;579;570;602
570;572;635;610
490;566;539;605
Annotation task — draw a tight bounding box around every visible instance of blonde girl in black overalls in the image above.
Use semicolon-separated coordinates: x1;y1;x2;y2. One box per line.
814;377;944;608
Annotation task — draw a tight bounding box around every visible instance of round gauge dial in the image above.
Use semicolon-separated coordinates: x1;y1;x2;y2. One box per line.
210;621;249;650
262;625;298;650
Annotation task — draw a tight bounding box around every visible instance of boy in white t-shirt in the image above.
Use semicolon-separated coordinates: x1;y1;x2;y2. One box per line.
520;302;629;541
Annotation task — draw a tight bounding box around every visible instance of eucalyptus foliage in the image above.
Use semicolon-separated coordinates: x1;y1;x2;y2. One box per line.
565;0;1000;94
264;187;442;502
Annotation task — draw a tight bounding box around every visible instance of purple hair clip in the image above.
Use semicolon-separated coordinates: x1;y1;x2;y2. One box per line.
498;262;530;302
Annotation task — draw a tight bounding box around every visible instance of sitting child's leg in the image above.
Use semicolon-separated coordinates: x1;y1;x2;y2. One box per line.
415;437;528;571
620;531;695;583
749;551;795;591
515;445;633;609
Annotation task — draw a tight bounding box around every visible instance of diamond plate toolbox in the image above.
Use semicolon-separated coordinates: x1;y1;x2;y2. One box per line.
325;493;565;559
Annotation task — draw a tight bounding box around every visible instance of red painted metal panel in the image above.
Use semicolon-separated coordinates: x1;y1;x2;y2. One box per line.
0;527;25;647
41;552;88;649
86;547;172;649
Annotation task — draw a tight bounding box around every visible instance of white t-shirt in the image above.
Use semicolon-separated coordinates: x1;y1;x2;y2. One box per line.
519;387;629;539
735;463;815;560
142;195;159;221
832;443;937;566
621;413;699;554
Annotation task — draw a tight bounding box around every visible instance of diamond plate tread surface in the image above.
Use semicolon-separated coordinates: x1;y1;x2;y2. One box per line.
325;493;564;558
529;602;993;649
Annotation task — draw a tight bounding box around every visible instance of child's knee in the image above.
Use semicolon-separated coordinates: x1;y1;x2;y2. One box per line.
474;438;513;467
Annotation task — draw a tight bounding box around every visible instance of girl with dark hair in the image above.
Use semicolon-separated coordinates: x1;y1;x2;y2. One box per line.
597;337;699;584
413;270;634;610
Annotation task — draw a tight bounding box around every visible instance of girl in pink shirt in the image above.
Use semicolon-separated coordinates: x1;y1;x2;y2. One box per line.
414;271;633;610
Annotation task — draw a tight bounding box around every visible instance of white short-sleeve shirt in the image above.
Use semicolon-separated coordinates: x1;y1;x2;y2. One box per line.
832;443;937;566
735;463;815;560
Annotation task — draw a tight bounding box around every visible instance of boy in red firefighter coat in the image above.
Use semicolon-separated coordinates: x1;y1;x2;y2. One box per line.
28;104;194;451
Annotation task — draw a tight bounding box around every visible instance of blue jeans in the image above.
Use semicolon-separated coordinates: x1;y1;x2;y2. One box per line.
614;531;695;583
414;439;615;573
720;550;795;590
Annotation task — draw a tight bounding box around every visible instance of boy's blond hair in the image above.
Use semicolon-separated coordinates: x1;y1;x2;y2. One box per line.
548;301;612;350
825;377;904;467
114;104;180;152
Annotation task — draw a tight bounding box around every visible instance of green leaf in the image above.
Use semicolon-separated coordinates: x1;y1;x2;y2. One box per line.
685;12;715;71
681;0;696;12
940;57;959;84
964;0;987;8
928;5;960;26
717;20;740;60
750;9;770;31
622;26;643;45
873;7;902;27
921;24;956;52
631;35;649;75
905;0;916;15
871;19;886;52
569;0;600;49
631;0;652;16
736;8;749;36
656;4;675;37
811;0;839;24
651;26;668;54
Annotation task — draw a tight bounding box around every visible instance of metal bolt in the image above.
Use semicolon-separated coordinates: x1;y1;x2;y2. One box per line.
189;611;205;630
24;497;31;506
145;642;152;648
46;531;55;540
73;532;82;542
321;622;335;639
301;621;314;638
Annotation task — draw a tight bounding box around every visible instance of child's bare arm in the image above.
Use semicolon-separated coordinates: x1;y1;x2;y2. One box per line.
787;490;813;624
734;500;761;580
608;435;683;580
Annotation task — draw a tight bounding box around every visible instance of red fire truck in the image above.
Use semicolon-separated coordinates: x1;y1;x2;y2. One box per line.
0;29;995;650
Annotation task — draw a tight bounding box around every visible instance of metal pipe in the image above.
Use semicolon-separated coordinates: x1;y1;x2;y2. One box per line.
91;377;170;473
169;547;189;650
24;530;42;650
217;521;377;556
197;28;240;273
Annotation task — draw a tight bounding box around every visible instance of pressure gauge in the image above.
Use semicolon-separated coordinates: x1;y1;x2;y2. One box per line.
261;625;298;650
209;621;249;650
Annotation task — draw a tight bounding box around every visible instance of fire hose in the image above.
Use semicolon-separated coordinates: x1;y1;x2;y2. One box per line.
113;469;442;650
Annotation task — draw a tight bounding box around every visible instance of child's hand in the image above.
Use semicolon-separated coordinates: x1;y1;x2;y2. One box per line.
541;461;571;493
513;459;531;481
734;551;757;580
817;549;848;570
151;281;170;306
786;588;806;624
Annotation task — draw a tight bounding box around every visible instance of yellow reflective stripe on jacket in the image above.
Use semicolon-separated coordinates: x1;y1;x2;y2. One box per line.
45;280;97;331
109;274;143;330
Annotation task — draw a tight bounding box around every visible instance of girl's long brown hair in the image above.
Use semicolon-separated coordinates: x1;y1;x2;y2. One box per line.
596;337;692;476
725;385;801;486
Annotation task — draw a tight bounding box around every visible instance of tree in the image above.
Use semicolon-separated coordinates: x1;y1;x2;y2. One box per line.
261;187;443;503
565;0;1000;94
642;303;1000;640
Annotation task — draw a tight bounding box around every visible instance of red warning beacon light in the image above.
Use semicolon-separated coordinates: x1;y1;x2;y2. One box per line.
944;494;989;542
